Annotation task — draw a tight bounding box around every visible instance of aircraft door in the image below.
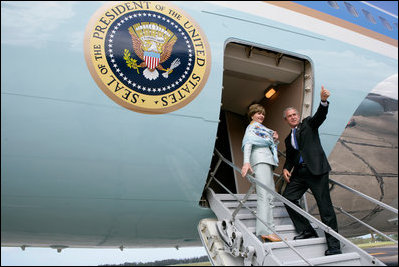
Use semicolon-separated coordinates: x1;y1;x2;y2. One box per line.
203;42;312;197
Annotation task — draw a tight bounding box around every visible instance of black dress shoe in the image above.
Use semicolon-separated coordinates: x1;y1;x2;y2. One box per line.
293;230;318;240
325;248;342;256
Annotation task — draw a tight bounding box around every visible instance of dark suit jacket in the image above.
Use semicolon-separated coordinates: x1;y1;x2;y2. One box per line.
283;102;331;176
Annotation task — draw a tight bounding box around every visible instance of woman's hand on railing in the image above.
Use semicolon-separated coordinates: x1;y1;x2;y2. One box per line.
241;163;254;178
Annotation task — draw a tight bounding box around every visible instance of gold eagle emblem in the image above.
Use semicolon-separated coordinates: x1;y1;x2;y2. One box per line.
127;22;180;80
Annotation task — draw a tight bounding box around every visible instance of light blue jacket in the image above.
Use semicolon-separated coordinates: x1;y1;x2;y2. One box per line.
242;122;279;167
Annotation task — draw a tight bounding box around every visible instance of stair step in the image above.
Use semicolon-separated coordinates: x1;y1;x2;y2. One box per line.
247;225;297;240
248;224;295;233
216;194;282;202
265;237;329;261
247;223;320;241
248;223;319;233
225;205;289;218
217;195;284;205
235;211;289;220
282;252;361;266
223;202;285;209
216;193;258;201
266;236;326;247
241;218;294;229
239;216;294;229
205;190;384;266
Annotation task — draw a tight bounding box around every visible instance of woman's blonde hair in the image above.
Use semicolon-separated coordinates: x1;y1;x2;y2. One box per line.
247;104;265;120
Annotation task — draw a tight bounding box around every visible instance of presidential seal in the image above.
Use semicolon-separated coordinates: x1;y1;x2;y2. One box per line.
84;1;211;114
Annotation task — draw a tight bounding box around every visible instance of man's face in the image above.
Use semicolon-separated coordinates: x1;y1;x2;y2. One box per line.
285;109;300;128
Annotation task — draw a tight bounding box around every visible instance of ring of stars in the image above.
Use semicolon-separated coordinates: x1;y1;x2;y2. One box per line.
106;11;194;94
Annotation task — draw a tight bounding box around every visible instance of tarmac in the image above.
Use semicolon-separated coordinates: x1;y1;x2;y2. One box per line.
364;245;398;266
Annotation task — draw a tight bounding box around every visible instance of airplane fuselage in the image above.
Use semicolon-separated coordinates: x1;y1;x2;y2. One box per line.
1;1;397;249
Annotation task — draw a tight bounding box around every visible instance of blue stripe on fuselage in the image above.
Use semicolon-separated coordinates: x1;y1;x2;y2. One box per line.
293;1;398;40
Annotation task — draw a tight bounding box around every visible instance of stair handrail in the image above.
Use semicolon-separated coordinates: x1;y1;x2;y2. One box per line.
329;179;398;214
212;148;384;265
208;155;314;265
208;178;313;265
333;205;398;244
277;150;398;215
278;149;397;243
213;149;343;239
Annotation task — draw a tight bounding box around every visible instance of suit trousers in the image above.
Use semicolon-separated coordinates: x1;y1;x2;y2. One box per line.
253;163;276;236
282;165;340;249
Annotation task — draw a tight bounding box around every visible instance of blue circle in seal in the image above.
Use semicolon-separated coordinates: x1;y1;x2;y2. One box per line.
105;11;195;96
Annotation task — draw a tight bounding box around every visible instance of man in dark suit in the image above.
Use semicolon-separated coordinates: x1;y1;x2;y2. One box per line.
282;86;341;256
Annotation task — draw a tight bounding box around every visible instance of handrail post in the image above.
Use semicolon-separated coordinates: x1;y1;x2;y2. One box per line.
231;183;256;221
301;194;309;213
204;157;222;191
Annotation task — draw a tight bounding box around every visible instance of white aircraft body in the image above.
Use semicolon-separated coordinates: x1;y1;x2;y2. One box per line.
1;1;397;252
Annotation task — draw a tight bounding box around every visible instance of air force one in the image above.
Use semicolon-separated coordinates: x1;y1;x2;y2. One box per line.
1;0;397;262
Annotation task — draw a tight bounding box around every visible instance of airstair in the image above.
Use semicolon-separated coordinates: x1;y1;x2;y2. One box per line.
198;149;397;266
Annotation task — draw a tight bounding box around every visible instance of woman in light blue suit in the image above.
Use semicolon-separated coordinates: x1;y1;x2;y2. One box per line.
241;104;281;242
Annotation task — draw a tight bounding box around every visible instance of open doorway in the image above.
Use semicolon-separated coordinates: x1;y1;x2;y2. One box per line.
203;41;313;200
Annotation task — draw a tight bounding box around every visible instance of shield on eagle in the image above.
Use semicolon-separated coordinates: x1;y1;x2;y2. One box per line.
143;51;160;70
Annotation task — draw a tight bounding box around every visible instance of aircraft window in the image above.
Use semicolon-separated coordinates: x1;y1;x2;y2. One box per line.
379;16;393;31
344;2;359;17
327;1;339;9
361;9;377;24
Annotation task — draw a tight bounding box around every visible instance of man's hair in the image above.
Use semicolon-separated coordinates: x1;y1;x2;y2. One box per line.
248;104;265;120
283;107;299;119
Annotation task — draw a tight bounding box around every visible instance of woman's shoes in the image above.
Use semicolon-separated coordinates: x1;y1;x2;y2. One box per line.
260;234;282;242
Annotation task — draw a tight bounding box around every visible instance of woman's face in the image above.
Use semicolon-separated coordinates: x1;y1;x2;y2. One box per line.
251;112;264;124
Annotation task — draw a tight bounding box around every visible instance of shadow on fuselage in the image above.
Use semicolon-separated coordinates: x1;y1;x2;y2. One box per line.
311;93;398;237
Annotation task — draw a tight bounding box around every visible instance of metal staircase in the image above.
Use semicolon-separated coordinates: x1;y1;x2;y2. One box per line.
198;149;396;266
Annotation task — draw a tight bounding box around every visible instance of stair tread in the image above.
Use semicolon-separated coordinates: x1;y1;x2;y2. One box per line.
216;193;257;199
206;190;378;266
282;252;360;265
236;212;288;220
216;193;280;203
264;237;327;248
248;223;318;233
223;201;285;208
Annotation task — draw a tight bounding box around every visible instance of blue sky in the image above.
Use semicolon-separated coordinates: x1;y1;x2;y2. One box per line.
1;246;208;266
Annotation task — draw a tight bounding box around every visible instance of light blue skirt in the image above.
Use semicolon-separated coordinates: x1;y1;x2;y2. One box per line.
253;163;276;236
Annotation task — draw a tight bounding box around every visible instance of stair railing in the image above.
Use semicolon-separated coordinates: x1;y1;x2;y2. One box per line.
207;150;314;265
328;179;397;214
208;148;385;266
273;150;398;244
334;205;398;244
